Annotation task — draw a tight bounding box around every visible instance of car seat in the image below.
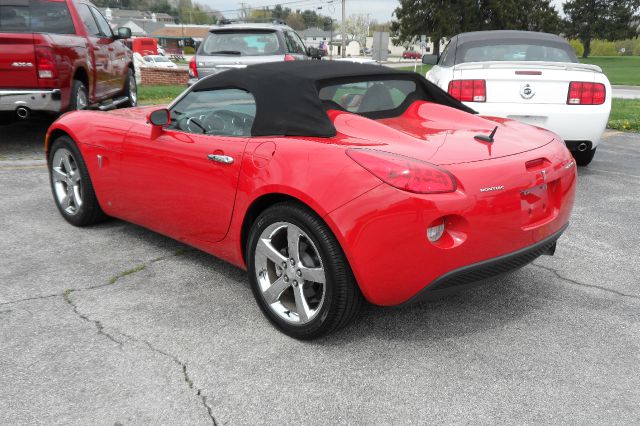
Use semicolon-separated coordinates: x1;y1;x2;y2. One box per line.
358;84;395;112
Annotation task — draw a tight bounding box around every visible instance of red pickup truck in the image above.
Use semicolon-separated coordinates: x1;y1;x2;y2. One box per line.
0;0;136;124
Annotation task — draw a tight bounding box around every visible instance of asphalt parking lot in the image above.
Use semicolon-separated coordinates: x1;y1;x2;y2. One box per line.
1;119;639;424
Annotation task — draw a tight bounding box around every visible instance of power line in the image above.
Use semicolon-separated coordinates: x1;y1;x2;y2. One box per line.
217;0;329;15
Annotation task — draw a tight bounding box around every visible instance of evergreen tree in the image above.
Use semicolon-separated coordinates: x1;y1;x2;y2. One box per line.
564;0;640;57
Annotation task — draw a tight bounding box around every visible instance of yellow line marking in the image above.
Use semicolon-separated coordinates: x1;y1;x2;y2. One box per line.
0;165;46;171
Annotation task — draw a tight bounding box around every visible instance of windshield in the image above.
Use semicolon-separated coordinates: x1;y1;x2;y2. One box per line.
319;79;417;114
457;40;577;64
153;56;171;62
169;89;256;136
201;30;281;56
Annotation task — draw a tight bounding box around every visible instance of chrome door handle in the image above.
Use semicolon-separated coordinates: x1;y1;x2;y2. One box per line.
207;154;234;164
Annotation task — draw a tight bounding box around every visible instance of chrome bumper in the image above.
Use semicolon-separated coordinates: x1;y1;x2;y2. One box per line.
0;89;61;113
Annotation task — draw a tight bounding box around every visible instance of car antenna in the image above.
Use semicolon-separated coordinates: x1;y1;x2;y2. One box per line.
474;126;498;143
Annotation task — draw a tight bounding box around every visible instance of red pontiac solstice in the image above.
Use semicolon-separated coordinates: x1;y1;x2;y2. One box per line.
45;61;576;339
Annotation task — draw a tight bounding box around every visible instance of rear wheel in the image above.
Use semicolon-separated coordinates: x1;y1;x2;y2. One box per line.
247;202;362;340
48;136;107;226
69;80;88;111
122;68;137;108
572;148;596;166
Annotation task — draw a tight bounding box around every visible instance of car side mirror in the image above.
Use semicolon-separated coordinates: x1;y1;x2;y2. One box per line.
116;27;131;40
148;108;170;138
148;108;170;126
422;54;438;65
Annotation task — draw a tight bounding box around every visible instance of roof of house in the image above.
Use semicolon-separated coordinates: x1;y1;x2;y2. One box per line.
300;27;331;38
152;25;211;38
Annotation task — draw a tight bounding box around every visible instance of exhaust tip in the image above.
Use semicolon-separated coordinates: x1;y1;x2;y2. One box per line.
577;142;588;152
16;107;30;120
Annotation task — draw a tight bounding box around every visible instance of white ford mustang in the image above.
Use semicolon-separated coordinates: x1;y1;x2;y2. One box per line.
423;30;611;166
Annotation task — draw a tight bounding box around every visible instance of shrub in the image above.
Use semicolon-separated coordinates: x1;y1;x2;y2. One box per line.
590;40;617;56
184;46;195;54
568;39;583;57
614;39;635;56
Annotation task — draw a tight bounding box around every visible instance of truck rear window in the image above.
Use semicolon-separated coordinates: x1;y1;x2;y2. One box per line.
0;0;75;34
201;30;281;56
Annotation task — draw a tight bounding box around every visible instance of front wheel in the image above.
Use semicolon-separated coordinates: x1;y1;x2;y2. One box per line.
246;202;362;340
572;148;596;166
48;136;107;226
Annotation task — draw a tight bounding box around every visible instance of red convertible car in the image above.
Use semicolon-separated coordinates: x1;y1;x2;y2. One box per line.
45;62;576;339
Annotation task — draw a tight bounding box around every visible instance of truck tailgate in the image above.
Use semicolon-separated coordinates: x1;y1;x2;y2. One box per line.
0;33;38;88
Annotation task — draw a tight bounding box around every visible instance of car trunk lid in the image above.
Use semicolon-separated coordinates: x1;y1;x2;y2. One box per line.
453;61;601;105
330;101;555;165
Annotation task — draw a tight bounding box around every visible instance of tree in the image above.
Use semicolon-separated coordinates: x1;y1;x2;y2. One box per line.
339;14;369;46
391;0;562;56
480;0;561;32
286;13;305;30
564;0;640;57
392;0;483;56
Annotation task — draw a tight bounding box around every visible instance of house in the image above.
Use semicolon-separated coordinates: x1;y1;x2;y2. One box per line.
151;24;212;54
299;27;332;48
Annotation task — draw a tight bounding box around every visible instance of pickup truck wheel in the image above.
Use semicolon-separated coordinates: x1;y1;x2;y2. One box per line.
122;68;137;107
69;80;88;111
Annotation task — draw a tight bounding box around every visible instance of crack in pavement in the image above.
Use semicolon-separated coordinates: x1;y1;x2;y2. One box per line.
62;289;126;347
9;247;218;425
132;336;219;425
0;249;191;307
531;262;640;300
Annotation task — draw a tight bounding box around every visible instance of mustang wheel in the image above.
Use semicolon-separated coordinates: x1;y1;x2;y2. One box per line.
48;136;106;226
247;202;362;339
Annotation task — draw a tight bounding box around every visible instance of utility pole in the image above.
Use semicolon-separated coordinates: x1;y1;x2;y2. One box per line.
341;0;346;57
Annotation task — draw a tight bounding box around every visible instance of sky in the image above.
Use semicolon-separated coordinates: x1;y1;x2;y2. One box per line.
200;0;567;24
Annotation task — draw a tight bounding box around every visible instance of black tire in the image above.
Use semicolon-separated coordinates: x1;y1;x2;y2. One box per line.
68;79;88;111
572;148;596;166
246;202;362;340
48;136;107;226
122;68;137;108
0;112;16;126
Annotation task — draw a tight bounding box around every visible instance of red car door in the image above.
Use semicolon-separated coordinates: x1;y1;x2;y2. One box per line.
119;125;247;243
75;3;110;99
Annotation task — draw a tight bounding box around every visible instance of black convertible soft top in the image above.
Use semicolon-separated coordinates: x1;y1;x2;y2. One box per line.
190;61;475;137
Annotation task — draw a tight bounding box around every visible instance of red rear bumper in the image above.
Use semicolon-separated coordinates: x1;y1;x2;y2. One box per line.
326;139;577;306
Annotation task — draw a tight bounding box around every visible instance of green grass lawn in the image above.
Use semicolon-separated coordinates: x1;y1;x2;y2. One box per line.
396;64;433;75
138;85;186;105
608;99;640;131
398;56;639;85
579;56;640;86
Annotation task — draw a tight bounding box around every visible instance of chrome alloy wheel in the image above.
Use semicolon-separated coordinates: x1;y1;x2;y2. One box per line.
254;222;326;324
76;87;88;110
51;148;83;215
129;75;138;105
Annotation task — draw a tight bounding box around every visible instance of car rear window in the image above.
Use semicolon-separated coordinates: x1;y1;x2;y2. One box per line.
201;30;281;56
318;79;417;114
458;40;577;64
0;0;75;34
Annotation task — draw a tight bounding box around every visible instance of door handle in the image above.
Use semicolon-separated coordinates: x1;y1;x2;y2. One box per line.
207;154;234;164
